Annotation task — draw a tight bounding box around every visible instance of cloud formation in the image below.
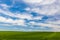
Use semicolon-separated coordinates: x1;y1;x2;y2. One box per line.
23;0;56;6
0;0;60;31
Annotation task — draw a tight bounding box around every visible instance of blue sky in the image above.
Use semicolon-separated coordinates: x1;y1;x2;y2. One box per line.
0;0;60;31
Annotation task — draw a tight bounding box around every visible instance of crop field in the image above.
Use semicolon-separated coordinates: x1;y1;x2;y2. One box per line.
0;31;60;40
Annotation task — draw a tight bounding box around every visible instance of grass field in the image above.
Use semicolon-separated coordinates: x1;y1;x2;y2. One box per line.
0;31;60;40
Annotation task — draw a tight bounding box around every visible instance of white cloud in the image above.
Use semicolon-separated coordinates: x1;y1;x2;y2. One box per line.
0;8;44;27
24;7;31;11
30;4;59;16
46;20;60;25
23;0;60;16
0;5;60;30
33;16;43;20
40;0;56;5
23;0;56;5
23;0;43;4
29;21;60;29
0;4;11;10
0;9;32;19
0;8;44;20
0;0;60;31
0;1;28;28
0;16;25;26
0;4;9;7
16;13;33;20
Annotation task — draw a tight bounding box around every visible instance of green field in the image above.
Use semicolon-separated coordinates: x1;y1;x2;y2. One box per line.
0;31;60;40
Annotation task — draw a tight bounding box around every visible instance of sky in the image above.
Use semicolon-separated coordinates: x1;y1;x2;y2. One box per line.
0;0;60;31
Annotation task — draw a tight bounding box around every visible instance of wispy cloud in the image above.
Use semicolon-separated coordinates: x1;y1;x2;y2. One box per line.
22;0;60;31
23;0;56;6
0;0;60;31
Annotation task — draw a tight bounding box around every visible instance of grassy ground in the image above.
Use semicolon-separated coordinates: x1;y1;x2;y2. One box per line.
0;31;60;40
